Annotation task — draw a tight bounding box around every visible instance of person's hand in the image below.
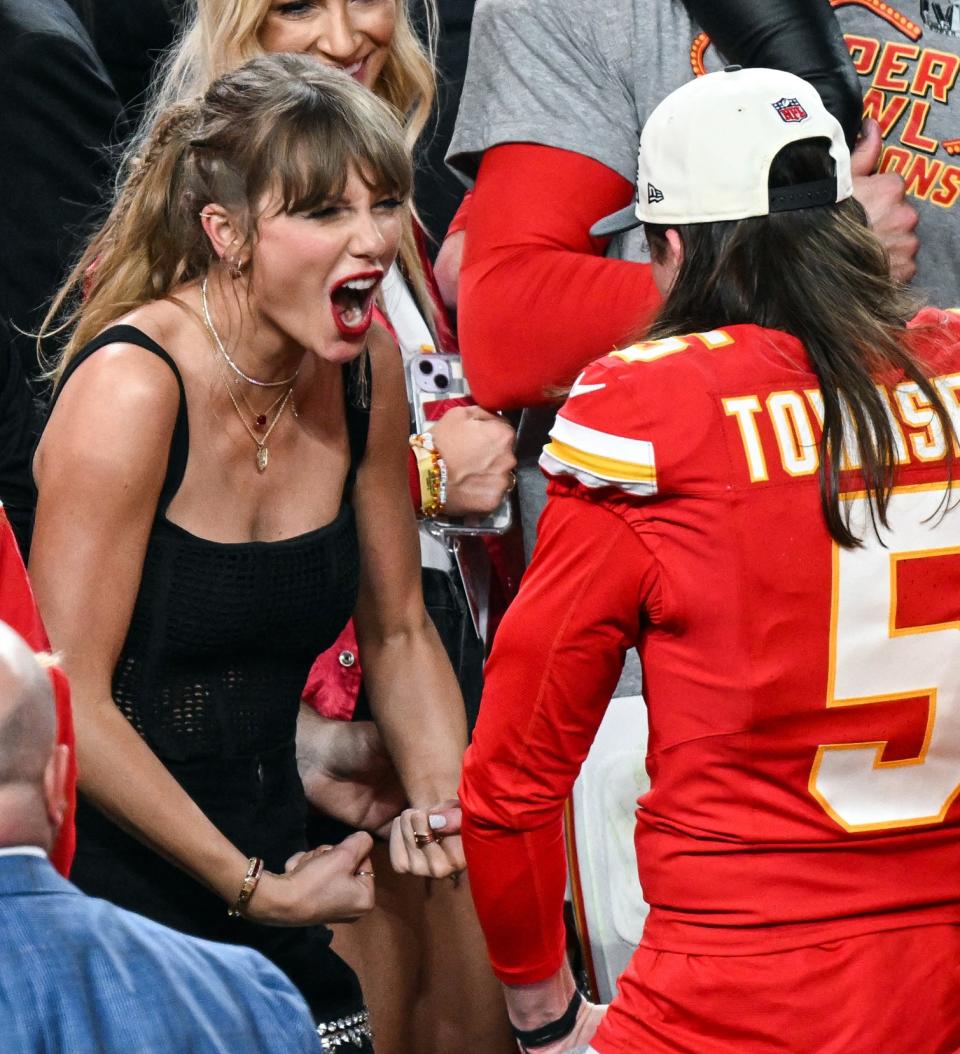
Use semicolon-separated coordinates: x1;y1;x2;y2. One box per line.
297;713;405;836
389;798;466;878
429;405;516;517
513;1000;607;1054
850;118;919;283
245;831;376;927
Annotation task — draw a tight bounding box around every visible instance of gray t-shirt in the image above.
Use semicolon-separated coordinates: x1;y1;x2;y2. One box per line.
834;0;960;307
449;0;960;304
448;0;710;263
449;0;716;696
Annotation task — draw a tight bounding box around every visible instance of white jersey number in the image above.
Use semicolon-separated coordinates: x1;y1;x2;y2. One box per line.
810;483;960;832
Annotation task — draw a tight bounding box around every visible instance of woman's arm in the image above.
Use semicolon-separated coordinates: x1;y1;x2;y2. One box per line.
31;342;374;924
351;327;468;877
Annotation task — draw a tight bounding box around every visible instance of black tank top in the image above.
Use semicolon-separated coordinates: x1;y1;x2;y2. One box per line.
53;324;370;763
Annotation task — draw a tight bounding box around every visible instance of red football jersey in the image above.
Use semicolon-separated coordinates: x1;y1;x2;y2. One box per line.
461;310;960;988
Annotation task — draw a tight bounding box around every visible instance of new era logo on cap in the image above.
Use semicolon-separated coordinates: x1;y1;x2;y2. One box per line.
773;97;809;123
647;183;664;204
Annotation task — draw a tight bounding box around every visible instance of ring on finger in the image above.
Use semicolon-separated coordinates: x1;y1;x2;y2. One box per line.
413;831;438;849
355;870;375;879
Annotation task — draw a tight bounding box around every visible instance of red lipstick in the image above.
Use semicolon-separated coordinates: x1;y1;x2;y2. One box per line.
330;270;382;338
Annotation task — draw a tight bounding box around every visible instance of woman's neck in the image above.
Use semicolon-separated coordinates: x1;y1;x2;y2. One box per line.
199;273;306;386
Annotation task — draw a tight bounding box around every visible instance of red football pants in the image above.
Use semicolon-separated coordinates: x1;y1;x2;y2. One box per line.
591;924;960;1054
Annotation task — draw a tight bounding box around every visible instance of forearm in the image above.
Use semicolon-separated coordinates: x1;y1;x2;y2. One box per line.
359;615;467;807
461;495;648;980
74;693;248;903
459;145;661;410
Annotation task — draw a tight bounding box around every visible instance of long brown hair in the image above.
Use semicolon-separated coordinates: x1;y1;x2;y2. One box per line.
41;54;412;382
643;139;955;548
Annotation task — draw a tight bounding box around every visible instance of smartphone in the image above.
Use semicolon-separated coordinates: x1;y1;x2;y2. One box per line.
406;351;513;536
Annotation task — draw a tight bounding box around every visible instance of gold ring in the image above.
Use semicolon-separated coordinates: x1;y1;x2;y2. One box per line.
355;870;375;879
413;831;437;848
507;471;517;492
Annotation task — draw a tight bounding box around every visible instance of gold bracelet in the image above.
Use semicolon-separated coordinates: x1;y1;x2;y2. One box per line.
227;856;264;918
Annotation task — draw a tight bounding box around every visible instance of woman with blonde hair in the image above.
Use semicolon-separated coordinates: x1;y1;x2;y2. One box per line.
151;0;439;309
32;54;472;1051
136;8;517;1051
153;0;516;763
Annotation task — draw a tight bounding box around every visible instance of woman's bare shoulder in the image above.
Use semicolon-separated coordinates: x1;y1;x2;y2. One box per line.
56;297;200;416
38;301;195;480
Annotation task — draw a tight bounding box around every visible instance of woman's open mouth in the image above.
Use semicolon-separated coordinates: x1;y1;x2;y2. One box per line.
330;271;382;337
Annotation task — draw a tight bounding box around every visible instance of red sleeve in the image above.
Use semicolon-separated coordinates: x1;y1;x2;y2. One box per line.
0;510;76;875
459;486;655;983
446;190;472;237
458;144;661;410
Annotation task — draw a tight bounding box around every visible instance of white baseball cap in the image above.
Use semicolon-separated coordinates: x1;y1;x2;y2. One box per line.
590;65;853;237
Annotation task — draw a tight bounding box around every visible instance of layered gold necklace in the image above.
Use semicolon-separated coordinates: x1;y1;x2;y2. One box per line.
200;277;298;473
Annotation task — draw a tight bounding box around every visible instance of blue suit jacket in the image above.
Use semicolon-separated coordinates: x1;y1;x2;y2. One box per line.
0;854;321;1053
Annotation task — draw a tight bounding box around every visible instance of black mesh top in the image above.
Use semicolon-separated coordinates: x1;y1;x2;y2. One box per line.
53;325;370;763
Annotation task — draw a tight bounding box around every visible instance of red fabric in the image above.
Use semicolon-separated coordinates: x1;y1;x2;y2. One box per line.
302;620;362;721
594;925;960;1054
413;221;458;355
457;144;662;410
461;495;649;983
0;509;76;874
461;314;960;1002
445;190;472;237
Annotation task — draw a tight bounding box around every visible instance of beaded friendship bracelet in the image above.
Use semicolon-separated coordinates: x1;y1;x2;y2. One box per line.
409;433;448;518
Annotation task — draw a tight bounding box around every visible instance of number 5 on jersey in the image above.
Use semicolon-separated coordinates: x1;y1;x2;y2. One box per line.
810;482;960;832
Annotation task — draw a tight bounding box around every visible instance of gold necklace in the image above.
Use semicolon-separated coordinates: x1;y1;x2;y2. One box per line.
199;281;298;471
219;366;294;472
201;277;299;388
233;383;290;431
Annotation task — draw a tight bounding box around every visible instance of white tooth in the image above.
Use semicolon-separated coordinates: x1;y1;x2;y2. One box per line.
343;277;376;291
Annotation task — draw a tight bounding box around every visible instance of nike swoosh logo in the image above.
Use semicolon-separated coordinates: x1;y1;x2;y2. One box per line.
568;375;606;398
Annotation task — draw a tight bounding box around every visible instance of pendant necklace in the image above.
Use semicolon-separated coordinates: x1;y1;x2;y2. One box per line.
218;368;294;472
199;278;297;472
234;385;290;431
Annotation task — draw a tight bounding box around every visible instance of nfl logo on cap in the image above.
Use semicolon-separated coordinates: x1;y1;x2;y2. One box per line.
773;98;809;124
588;67;853;235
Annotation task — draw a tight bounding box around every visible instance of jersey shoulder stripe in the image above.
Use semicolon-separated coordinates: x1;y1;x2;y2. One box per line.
540;413;657;496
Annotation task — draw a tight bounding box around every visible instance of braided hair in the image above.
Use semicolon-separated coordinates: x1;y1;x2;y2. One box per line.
42;54;411;380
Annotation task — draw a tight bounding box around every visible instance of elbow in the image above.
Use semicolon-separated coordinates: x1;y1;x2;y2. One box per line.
460;743;565;834
461;356;531;412
459;309;556;412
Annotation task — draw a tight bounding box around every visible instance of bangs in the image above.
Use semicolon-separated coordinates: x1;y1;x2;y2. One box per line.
249;88;412;216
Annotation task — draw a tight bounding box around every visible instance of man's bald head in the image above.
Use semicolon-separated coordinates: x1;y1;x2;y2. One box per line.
0;621;56;792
